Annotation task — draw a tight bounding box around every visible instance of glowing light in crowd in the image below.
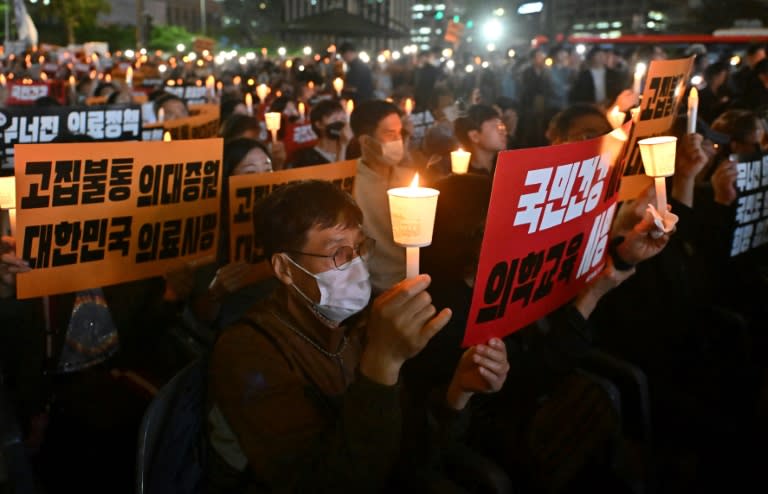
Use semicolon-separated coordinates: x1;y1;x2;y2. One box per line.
446;60;455;70
486;43;496;52
392;51;401;60
465;64;474;73
125;49;135;58
507;49;516;58
517;2;543;14
691;75;703;86
575;44;587;55
246;52;256;60
176;43;185;52
163;131;172;142
377;54;386;64
303;46;312;55
442;48;453;58
359;51;370;63
730;55;741;66
277;46;287;56
482;19;503;41
481;61;489;68
188;52;197;61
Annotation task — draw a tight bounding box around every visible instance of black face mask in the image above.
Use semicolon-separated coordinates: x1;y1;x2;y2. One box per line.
325;121;346;140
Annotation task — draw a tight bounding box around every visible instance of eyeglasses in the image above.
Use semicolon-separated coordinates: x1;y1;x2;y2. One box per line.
289;236;376;271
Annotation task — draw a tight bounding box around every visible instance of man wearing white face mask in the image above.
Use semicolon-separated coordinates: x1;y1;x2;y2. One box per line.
208;180;509;492
350;100;414;294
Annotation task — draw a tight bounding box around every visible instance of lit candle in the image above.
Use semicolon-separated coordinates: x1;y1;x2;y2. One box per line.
233;75;242;86
105;73;112;83
245;93;253;116
40;72;47;81
0;176;16;236
308;81;315;90
637;136;677;217
450;148;471;174
386;173;440;279
345;99;354;117
633;62;646;94
157;107;165;123
404;97;413;116
630;107;640;124
298;102;306;121
333;77;344;98
0;74;6;86
687;87;698;134
163;131;172;142
205;75;215;99
216;80;223;98
256;83;270;103
125;66;133;88
265;111;281;143
607;105;626;129
68;74;77;102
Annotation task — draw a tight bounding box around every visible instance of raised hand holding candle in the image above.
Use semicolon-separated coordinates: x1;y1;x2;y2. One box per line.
687;87;698;134
265;112;281;143
638;136;677;217
633;62;646;94
404;97;413;116
607;105;626;129
387;173;440;279
245;93;254;116
163;131;172;142
125;66;133;88
333;77;344;98
451;148;471;174
205;75;215;99
345;99;354;117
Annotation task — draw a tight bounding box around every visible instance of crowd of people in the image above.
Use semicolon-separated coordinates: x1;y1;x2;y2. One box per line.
0;38;767;494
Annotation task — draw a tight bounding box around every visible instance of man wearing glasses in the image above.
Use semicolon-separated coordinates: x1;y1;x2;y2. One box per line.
206;180;510;492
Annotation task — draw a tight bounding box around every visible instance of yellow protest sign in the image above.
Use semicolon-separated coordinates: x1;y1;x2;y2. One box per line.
228;160;357;262
13;138;223;298
143;103;220;140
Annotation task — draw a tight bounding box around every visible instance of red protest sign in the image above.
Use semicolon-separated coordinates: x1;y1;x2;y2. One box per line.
283;121;318;162
463;132;626;347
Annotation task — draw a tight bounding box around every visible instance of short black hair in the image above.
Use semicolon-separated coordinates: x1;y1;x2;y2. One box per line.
219;113;262;142
338;42;357;55
753;58;768;76
746;43;766;57
309;99;344;136
350;99;401;137
153;92;187;115
453;104;500;149
546;103;610;143
223;137;272;177
220;94;246;123
711;109;761;143
253;180;363;258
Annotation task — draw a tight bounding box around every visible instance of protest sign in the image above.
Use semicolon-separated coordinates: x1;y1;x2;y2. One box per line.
164;85;209;106
5;80;68;106
228;160;357;262
0;104;142;171
622;56;694;176
13;138;223;298
142;103;220;141
464;131;626;346
283;121;318;161
730;154;768;257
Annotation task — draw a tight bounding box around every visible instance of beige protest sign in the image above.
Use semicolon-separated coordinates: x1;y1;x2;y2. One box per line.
13;138;223;298
143;103;220;140
228;160;357;262
623;56;695;176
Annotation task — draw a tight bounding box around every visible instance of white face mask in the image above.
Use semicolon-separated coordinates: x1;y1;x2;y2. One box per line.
380;138;404;166
286;255;372;322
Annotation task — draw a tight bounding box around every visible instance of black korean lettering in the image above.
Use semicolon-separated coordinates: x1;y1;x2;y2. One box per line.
80;218;108;262
136;222;161;263
558;233;585;282
640;77;660;121
181;216;201;256
109;158;133;201
253;185;270;202
52;221;81;266
200;213;217;250
82;159;108;204
22;224;53;268
182;161;202;202
202;160;219;199
160;163;183;205
232;188;252;224
476;259;519;323
108;216;132;256
159;219;182;259
52;160;82;207
137;164;161;207
533;241;566;302
511;251;545;307
20;161;52;209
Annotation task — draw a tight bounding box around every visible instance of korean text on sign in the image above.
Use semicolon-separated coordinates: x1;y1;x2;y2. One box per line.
464;132;625;347
13;139;223;298
228;160;357;262
731;154;768;257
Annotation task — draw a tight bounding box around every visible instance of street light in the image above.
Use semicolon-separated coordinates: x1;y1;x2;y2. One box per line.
482;19;503;42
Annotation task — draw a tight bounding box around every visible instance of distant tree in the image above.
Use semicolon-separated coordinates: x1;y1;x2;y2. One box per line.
32;0;111;45
148;25;196;53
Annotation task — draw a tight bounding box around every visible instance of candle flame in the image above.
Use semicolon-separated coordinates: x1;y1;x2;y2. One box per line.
206;75;215;88
298;101;305;116
308;81;315;90
409;173;420;188
0;74;6;86
105;74;112;83
233;75;242;86
634;62;646;78
346;99;354;114
163;131;172;142
404;97;413;115
689;86;698;101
